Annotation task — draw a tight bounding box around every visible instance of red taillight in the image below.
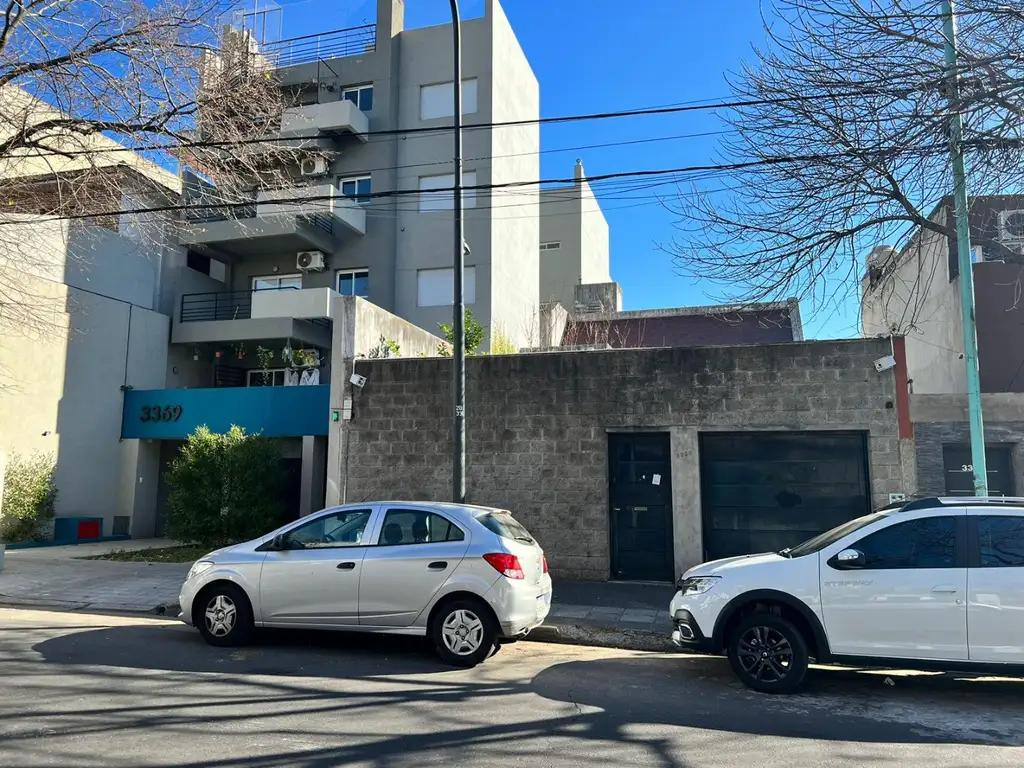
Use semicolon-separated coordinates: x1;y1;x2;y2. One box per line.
542;556;548;574
483;553;525;580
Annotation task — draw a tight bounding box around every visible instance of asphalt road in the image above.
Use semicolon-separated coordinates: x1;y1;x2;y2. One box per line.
1;609;1024;768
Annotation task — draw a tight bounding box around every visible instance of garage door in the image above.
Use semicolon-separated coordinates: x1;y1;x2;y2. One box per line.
699;432;871;562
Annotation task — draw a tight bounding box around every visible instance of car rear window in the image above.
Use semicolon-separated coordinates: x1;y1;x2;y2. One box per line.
479;512;535;543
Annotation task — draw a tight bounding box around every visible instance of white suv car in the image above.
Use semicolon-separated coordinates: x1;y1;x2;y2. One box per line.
669;497;1024;693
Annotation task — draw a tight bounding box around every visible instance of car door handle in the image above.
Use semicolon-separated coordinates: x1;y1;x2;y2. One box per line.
931;584;958;593
336;562;356;571
428;561;448;571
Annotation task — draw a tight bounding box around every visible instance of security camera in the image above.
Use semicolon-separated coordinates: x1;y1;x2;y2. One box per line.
349;373;367;388
873;355;896;373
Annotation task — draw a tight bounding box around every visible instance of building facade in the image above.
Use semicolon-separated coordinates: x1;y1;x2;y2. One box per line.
862;195;1024;498
328;336;913;581
182;0;542;350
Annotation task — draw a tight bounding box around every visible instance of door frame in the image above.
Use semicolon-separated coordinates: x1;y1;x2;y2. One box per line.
607;431;674;582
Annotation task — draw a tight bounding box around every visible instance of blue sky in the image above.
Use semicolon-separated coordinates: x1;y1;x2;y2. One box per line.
259;0;859;339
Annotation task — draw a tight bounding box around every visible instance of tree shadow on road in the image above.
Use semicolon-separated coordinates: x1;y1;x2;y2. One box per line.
5;624;1023;768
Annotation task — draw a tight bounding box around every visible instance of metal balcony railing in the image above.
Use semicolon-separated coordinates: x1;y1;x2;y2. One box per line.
180;290;254;322
262;25;376;68
300;211;334;234
184;192;258;223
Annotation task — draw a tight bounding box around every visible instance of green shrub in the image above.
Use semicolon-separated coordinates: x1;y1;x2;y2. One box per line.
0;452;57;543
166;426;284;548
438;308;485;356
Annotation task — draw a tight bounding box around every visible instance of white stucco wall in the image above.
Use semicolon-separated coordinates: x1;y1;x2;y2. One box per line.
862;211;966;393
487;0;540;348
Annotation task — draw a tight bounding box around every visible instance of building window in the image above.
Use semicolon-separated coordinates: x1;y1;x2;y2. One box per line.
337;269;369;297
248;368;287;387
339;176;371;204
540;241;561;251
419;79;478;120
419;171;477;212
252;274;302;291
342;84;373;112
187;250;211;275
417;267;476;307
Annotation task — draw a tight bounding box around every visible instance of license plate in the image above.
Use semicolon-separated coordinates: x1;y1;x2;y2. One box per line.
536;593;550;613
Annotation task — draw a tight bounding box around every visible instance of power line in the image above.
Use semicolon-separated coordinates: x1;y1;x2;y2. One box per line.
0;141;954;226
16;82;925;160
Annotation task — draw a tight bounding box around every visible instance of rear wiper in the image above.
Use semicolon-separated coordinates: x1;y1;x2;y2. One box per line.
514;536;535;544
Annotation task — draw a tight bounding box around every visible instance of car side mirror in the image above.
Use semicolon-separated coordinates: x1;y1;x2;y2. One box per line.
834;548;865;570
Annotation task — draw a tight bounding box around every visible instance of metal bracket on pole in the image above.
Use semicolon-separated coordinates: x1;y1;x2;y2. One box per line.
942;0;988;496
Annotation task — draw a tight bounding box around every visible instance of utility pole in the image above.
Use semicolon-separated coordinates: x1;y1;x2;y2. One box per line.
941;0;988;496
449;0;467;503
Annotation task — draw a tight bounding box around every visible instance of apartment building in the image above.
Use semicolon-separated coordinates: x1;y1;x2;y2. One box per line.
179;0;541;349
862;194;1024;499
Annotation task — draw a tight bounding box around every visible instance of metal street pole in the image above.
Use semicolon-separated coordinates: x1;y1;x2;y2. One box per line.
941;0;988;495
450;0;467;503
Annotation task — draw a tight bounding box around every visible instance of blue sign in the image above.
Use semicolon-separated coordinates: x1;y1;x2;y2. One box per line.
121;385;330;439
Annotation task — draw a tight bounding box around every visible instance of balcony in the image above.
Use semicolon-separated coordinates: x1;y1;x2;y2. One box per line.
261;25;376;69
179;184;366;259
280;100;369;141
121;385;330;440
172;287;337;347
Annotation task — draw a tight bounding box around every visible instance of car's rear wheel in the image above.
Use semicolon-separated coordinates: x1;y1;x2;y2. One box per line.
727;612;809;694
431;598;497;667
195;583;253;648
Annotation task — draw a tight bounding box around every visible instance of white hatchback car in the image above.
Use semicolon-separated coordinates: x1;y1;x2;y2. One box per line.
670;497;1024;693
179;502;552;666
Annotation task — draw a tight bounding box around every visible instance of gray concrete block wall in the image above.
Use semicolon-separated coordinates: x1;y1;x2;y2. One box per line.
336;338;904;580
914;421;1024;496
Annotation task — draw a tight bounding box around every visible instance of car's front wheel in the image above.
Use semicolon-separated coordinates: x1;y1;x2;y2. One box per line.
195;583;254;648
727;612;809;694
431;598;498;667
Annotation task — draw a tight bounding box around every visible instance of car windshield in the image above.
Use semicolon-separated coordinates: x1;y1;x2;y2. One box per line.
478;511;536;544
782;511;885;558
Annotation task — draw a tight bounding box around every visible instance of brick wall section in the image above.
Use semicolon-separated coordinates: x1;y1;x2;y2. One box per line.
914;422;1024;496
343;339;902;580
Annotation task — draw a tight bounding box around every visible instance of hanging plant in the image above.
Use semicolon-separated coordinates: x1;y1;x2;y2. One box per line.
256;346;274;384
233;342;247;360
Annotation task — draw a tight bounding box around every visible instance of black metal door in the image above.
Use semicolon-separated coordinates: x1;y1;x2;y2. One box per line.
942;445;1015;496
700;432;870;562
609;433;673;582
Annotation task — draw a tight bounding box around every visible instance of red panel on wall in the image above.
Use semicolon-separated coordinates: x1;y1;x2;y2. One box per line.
77;520;101;539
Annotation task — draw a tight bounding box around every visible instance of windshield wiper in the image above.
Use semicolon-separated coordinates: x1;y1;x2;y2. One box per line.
777;548;793;558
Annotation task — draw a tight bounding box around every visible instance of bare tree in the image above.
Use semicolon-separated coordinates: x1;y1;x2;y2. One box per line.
0;0;308;350
663;0;1024;323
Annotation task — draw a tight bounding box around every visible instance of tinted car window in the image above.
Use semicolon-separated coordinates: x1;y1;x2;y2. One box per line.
977;516;1024;567
478;512;535;543
378;509;465;546
285;510;371;549
850;516;957;569
785;512;884;558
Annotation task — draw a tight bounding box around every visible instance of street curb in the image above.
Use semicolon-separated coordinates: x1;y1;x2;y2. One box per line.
526;621;675;653
0;597;181;618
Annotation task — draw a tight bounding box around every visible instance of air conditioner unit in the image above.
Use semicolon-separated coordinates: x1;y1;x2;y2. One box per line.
296;250;326;271
300;156;329;177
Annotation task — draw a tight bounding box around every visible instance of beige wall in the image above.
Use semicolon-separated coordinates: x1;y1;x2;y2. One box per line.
862;213;966;393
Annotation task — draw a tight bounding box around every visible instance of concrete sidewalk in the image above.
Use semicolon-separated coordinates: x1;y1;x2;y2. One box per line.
0;541;676;650
0;540;186;614
541;579;676;651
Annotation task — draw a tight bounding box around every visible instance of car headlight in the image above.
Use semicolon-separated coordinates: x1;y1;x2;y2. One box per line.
187;560;215;580
677;576;720;596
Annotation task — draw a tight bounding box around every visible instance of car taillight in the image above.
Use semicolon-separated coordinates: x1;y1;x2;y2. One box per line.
483;553;525;580
542;556;548;574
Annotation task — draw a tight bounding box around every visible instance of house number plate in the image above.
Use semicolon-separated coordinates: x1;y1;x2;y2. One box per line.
140;405;183;423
